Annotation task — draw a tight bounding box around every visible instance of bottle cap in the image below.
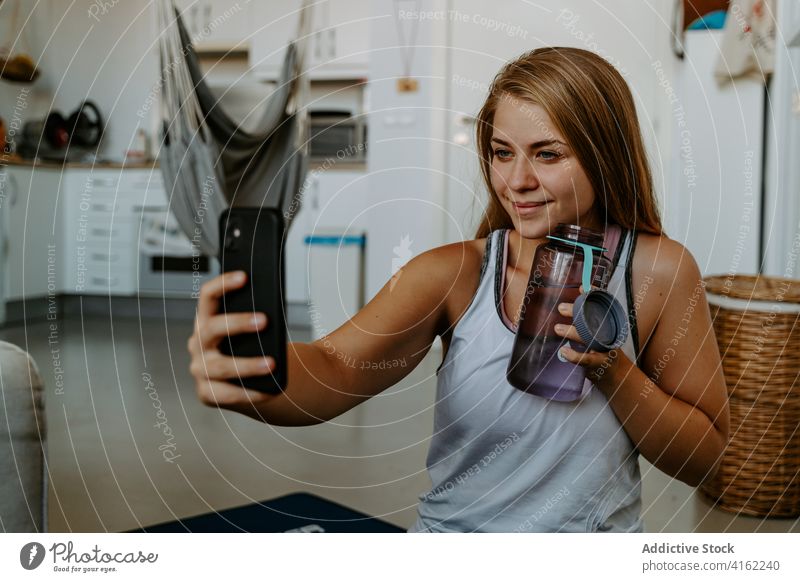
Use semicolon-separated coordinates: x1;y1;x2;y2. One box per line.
572;290;629;352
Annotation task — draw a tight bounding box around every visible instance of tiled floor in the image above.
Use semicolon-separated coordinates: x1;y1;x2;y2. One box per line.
2;311;799;533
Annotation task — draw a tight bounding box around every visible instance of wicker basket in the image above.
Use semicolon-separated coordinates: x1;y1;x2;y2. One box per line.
699;274;800;518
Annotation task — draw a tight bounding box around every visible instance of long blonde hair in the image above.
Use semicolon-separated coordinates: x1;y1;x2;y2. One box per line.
474;47;663;238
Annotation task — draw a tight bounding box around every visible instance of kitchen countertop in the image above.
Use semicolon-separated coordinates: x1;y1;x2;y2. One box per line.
1;155;367;174
0;154;159;170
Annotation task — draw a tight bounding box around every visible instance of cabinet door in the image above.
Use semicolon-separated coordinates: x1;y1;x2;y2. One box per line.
173;0;252;49
250;0;369;79
312;170;369;230
311;0;370;72
3;167;61;301
250;1;304;72
328;0;370;70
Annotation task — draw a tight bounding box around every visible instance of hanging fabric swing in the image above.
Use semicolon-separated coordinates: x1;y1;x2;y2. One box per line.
156;0;312;257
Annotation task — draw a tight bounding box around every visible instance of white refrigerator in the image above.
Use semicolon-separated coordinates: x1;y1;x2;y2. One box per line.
667;29;765;277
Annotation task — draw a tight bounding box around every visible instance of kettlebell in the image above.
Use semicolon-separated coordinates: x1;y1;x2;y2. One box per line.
67;101;103;148
42;111;69;149
39;101;102;150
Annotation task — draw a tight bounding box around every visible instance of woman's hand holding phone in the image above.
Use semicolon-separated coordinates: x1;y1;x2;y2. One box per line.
187;271;279;410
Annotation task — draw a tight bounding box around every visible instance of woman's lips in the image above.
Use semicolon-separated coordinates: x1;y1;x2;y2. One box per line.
512;200;551;216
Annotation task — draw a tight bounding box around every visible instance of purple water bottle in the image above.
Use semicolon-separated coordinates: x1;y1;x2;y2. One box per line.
506;224;614;402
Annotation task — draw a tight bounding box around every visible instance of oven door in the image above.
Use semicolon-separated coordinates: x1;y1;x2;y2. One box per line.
138;209;219;298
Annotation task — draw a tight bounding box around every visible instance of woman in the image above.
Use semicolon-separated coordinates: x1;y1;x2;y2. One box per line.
187;47;729;532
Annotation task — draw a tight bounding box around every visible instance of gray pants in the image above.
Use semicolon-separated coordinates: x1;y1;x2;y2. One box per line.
0;341;46;532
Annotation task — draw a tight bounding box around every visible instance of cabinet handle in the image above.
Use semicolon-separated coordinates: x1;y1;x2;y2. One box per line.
328;28;336;59
132;205;168;213
671;0;685;60
204;2;212;31
314;30;323;60
6;171;18;207
91;203;116;212
91;228;114;237
190;5;199;36
89;178;118;188
91;276;118;286
90;252;119;262
456;114;476;126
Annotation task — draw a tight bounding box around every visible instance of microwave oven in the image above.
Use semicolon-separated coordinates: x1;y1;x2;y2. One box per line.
309;110;367;162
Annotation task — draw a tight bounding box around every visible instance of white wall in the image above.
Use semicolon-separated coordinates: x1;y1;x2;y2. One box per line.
364;0;449;300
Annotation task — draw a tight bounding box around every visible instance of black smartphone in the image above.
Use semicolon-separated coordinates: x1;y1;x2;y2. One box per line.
218;207;287;393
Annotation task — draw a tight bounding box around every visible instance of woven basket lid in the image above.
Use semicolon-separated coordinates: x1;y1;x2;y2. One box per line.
704;274;800;303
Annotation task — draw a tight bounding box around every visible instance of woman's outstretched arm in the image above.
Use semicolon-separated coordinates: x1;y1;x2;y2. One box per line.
188;242;481;426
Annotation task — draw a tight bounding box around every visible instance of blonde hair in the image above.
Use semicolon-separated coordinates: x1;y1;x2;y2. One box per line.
474;47;663;238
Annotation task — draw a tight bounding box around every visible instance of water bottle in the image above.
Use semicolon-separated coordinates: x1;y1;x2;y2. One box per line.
506;223;614;402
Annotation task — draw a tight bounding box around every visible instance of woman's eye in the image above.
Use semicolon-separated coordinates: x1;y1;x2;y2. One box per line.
538;150;561;161
493;149;512;160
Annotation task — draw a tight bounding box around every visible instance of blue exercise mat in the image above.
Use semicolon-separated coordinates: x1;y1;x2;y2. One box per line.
135;492;404;533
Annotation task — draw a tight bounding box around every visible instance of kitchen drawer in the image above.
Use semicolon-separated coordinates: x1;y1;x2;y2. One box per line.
82;199;124;215
82;221;136;246
81;273;133;295
125;174;164;191
66;171;165;208
84;248;128;265
79;245;136;295
67;169;161;189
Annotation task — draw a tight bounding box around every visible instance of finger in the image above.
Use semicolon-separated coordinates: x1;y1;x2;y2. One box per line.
558;345;604;368
195;352;276;382
197;271;247;319
554;323;582;343
208;311;267;340
195;379;276;409
197;312;267;350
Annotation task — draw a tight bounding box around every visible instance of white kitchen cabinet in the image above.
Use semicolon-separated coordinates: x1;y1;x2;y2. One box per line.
173;0;253;51
250;0;370;80
61;169;166;295
285;169;368;303
1;166;61;301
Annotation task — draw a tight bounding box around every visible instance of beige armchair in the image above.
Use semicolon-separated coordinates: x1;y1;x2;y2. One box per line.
0;341;46;532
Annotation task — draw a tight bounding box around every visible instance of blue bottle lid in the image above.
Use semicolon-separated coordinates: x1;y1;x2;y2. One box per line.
572;289;628;352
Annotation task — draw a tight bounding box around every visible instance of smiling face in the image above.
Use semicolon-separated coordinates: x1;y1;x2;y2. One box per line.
489;95;602;239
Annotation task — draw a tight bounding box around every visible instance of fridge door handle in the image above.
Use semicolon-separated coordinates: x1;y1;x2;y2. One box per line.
671;0;685;60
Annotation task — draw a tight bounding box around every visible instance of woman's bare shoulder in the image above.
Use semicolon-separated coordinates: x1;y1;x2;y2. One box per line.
411;237;488;329
633;232;700;281
416;237;487;281
631;232;706;346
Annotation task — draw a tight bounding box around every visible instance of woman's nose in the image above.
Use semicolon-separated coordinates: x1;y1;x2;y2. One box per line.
508;158;540;193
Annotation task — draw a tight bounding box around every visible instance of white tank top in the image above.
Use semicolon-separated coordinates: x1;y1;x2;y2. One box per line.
409;227;644;532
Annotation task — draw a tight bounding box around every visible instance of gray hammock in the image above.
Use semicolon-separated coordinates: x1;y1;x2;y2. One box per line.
156;0;311;256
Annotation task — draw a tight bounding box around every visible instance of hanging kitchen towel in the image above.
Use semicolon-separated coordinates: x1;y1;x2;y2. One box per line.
714;0;776;84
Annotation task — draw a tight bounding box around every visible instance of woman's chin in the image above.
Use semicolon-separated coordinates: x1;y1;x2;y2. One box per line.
513;217;560;239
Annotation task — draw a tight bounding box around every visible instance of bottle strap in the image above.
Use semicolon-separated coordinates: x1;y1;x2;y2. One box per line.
602;223;625;271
